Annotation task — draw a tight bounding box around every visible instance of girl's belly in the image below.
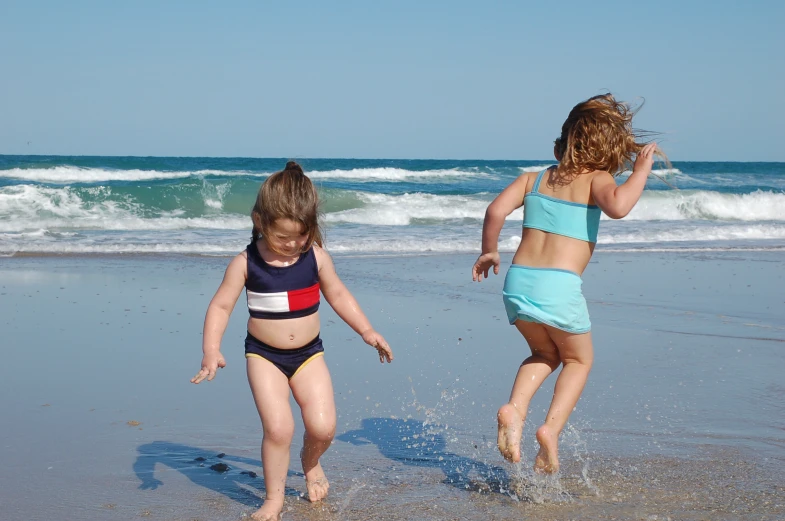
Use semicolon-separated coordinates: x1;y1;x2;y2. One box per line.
247;312;321;349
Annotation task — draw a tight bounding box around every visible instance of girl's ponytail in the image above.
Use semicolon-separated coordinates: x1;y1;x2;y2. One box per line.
284;161;304;175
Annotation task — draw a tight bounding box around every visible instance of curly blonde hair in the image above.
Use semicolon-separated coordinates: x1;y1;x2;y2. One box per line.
554;94;663;178
251;161;324;252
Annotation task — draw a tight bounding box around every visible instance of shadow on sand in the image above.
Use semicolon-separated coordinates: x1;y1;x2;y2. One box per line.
133;441;303;508
337;417;519;496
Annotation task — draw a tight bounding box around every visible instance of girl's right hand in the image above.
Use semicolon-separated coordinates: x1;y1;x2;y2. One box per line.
472;252;500;282
362;329;394;363
633;143;658;175
191;351;226;384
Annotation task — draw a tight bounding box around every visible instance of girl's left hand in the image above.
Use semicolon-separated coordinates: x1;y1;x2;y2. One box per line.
362;329;394;363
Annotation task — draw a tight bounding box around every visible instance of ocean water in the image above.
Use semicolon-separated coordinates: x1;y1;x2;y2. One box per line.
1;155;784;256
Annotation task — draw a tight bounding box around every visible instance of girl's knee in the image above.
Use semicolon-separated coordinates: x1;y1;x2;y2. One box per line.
307;421;336;444
544;353;562;369
264;419;295;445
530;351;561;369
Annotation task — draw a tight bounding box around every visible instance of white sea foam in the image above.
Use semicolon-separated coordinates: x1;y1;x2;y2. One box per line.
7;226;784;255
0;214;250;233
4;183;784;234
0;166;261;183
325;189;785;225
624;190;785;221
0;242;242;255
518;165;553;173
525;167;683;178
201;181;232;211
325;192;521;225
0;185;249;232
309;167;486;182
4;183;784;235
0;165;488;184
600;224;785;244
616;168;683;178
324;235;522;254
0;236;522;256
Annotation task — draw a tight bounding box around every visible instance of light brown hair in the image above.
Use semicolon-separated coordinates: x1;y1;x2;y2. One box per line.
251;161;323;252
554;94;666;178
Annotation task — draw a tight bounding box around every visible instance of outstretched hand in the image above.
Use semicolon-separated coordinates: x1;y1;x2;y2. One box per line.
362;329;394;363
191;351;226;384
472;252;500;281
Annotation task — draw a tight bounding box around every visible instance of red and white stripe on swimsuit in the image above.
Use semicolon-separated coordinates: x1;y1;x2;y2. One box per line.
247;282;320;315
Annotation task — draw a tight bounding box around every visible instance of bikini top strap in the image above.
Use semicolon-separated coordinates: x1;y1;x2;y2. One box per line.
532;168;548;193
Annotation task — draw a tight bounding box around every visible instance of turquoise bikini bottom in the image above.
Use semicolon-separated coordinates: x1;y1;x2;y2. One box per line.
502;264;591;334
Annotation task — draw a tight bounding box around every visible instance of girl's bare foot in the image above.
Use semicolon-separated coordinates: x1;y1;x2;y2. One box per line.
497;403;524;463
304;463;329;502
534;424;559;474
250;498;283;521
301;448;330;502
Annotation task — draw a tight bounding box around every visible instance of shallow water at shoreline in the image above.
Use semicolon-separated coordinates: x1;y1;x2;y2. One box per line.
0;251;783;520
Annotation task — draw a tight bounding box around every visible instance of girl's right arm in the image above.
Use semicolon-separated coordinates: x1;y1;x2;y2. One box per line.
472;173;531;281
191;252;247;384
591;143;658;219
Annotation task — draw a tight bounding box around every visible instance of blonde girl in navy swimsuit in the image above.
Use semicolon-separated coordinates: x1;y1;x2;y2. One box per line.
472;94;666;474
191;162;393;521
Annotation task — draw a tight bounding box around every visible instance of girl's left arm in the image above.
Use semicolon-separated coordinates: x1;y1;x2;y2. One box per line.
314;246;393;363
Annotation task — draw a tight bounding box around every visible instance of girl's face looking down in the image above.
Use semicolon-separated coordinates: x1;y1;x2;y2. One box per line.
267;218;309;256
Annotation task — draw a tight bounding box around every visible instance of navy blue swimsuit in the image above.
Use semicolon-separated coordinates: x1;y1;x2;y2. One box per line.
244;241;324;378
245;242;320;319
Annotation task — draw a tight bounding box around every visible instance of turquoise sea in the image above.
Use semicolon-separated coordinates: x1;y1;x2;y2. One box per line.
1;155;784;256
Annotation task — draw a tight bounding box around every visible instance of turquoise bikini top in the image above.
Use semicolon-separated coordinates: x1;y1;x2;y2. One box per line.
522;168;602;243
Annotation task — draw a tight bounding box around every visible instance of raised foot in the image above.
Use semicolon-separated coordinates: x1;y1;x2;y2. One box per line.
249;500;283;521
534;424;559;474
497;403;524;463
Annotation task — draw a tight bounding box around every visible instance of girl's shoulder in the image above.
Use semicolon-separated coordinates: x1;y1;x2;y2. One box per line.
522;168;549;180
238;243;253;262
311;244;330;270
587;169;616;186
234;249;249;265
510;169;541;195
221;249;249;282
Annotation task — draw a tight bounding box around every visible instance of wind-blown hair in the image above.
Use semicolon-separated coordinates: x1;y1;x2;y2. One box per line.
251;161;323;252
554;94;665;178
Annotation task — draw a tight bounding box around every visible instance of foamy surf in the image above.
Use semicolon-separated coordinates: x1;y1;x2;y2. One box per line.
1;156;783;255
0;165;492;184
309;167;489;181
0;166;261;184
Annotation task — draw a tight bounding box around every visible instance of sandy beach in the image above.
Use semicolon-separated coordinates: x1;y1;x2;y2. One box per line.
1;250;783;520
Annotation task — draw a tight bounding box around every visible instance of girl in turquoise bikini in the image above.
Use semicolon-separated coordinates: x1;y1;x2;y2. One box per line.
472;94;665;473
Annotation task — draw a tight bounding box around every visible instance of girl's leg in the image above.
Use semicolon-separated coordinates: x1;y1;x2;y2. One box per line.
290;356;336;502
534;327;593;474
497;321;562;462
247;358;295;521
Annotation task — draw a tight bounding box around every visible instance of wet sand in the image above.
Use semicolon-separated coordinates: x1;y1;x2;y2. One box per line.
0;251;783;520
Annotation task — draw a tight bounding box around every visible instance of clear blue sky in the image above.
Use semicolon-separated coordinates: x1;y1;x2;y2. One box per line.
1;1;783;161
